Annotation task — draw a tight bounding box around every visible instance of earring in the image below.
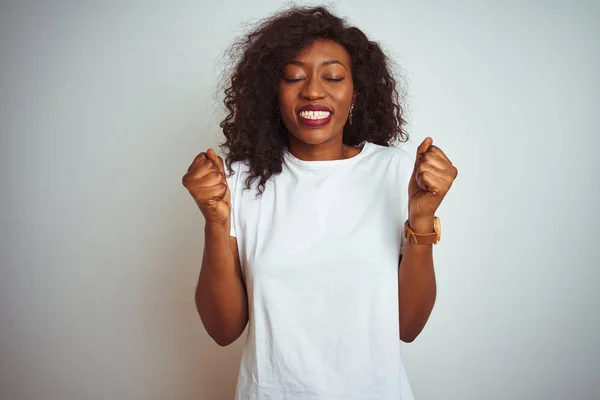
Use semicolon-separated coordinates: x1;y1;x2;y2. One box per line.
349;103;355;125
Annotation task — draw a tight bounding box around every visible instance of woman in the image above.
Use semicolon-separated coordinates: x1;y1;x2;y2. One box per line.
182;6;458;400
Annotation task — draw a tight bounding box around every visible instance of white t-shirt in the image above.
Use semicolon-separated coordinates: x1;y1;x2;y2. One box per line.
226;141;416;400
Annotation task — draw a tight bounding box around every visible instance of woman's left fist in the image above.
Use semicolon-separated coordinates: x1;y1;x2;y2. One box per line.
408;137;458;219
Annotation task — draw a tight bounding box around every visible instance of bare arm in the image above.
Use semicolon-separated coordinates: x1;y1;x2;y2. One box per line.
398;217;436;343
183;148;248;346
196;223;248;346
399;137;456;342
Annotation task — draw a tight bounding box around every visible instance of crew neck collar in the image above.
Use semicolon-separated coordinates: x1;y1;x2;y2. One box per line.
284;141;372;167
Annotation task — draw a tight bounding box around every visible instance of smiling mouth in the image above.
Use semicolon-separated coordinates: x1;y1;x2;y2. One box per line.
298;110;333;127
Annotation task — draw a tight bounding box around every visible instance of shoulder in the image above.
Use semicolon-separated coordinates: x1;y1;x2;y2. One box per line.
225;160;250;191
365;142;414;169
225;159;251;177
225;159;262;199
361;142;414;193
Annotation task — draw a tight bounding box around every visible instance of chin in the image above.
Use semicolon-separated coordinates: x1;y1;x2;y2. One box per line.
293;127;338;145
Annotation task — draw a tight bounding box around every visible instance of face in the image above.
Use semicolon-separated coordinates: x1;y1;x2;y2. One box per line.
278;39;356;148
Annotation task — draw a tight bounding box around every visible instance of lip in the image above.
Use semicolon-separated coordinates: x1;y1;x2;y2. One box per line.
297;104;333;128
299;113;333;128
297;104;333;113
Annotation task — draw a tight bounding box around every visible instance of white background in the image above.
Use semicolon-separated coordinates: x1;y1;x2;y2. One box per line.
1;0;598;399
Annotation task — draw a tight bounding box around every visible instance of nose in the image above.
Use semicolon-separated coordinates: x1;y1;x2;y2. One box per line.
300;75;326;100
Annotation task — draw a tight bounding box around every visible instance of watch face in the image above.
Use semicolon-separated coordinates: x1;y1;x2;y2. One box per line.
434;217;441;241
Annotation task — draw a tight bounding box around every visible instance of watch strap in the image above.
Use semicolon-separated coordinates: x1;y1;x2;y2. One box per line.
404;217;441;245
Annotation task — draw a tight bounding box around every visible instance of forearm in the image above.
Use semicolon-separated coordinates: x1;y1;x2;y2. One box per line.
196;223;248;346
398;217;437;342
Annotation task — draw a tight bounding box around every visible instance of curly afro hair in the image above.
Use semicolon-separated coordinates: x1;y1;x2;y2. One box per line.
219;6;408;196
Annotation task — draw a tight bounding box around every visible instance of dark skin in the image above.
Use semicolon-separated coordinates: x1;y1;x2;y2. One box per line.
278;39;359;161
183;39;457;346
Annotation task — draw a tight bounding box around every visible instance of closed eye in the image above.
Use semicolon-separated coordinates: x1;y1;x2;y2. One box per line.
283;77;345;83
283;78;305;83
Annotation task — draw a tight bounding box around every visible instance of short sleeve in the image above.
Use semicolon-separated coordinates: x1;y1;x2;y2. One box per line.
399;201;408;255
397;148;414;256
225;164;238;238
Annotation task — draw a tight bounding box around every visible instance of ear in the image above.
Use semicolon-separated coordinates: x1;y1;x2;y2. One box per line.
352;92;358;103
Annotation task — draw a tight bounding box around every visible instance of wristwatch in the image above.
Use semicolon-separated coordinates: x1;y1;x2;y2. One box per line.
404;217;441;245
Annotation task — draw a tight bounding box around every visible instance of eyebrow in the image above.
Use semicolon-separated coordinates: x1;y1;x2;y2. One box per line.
287;60;344;67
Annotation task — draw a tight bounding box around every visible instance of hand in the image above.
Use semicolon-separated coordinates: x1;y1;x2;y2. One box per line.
182;148;231;226
408;137;458;224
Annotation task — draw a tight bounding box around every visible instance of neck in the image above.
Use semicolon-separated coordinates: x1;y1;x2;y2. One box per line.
287;134;360;162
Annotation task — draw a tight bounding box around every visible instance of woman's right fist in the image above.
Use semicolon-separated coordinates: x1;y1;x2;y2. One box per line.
182;148;231;226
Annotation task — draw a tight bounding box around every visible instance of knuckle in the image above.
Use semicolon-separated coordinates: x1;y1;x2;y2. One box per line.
205;170;221;182
194;152;206;163
181;174;190;186
195;164;211;176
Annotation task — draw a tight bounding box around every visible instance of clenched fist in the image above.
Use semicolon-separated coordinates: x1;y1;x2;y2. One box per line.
408;137;458;220
182;148;231;226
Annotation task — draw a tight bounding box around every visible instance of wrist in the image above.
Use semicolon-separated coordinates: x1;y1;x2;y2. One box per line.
204;220;230;237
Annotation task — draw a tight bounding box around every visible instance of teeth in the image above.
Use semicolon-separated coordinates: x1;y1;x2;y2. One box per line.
299;110;331;120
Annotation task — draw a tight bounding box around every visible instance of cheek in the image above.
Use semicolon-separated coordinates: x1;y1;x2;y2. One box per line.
333;85;354;105
277;92;297;131
277;91;294;114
